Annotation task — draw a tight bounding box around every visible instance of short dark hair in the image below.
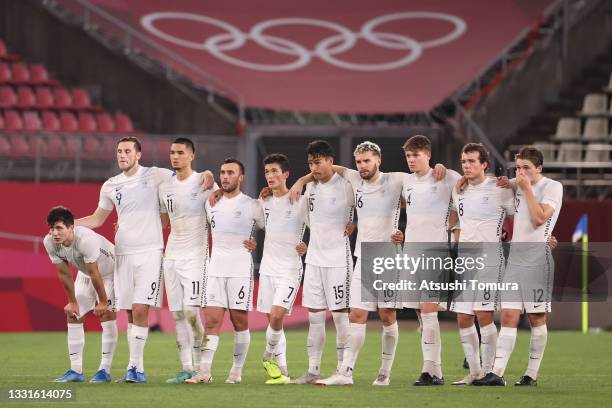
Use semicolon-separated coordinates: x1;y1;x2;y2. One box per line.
117;136;141;152
515;146;544;167
47;206;74;227
172;137;195;153
263;153;290;173
462;143;490;169
306;140;335;159
222;157;245;175
403;135;432;153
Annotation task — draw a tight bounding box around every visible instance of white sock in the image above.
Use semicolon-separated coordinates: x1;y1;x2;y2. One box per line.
307;311;326;375
185;307;204;370
174;314;193;372
277;331;288;375
459;325;481;376
67;323;84;373
332;311;349;370
526;325;547;380
126;323;133;370
493;326;517;376
99;320;117;372
340;322;366;375
200;335;219;375
264;325;283;360
421;312;442;378
480;322;498;374
380;322;399;375
130;325;148;372
231;330;250;375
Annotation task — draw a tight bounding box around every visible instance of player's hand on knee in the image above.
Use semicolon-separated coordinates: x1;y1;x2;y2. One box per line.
259;187;272;199
94;301;108;317
432;163;447;181
64;302;79;320
243;239;257;252
296;241;308;256
390;230;404;243
208;189;223;207
455;176;468;193
344;223;355;237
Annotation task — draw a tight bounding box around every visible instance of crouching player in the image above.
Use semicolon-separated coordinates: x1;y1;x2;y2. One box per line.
44;206;117;383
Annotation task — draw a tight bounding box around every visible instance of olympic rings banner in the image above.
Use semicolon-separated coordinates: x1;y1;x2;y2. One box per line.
93;0;551;113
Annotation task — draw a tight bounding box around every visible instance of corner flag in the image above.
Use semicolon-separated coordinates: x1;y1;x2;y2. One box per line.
572;214;588;334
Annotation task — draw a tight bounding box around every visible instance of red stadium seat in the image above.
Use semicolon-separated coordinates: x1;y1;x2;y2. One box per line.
0;39;18;61
115;113;134;133
35;87;54;110
42;111;60;132
59;111;78;132
78;113;97;132
83;136;102;159
64;135;81;156
96;113;115;132
9;135;29;156
72;88;102;111
0;63;11;83
53;88;72;109
0;85;16;108
0;135;10;155
11;63;30;84
45;134;65;159
30;64;59;86
4;110;23;131
16;86;35;109
101;136;118;156
23;111;42;131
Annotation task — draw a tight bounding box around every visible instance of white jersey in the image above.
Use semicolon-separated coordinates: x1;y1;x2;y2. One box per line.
259;194;308;278
98;165;172;255
159;172;217;259
512;177;563;242
508;177;563;266
452;177;515;243
403;168;462;243
44;226;115;277
205;192;264;278
304;173;355;268
343;169;403;258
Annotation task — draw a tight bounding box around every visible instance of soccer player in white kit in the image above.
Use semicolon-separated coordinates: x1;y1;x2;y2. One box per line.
187;158;263;384
44;207;117;383
449;143;515;385
474;146;562;387
289;140;355;385
76;136;213;383
401;135;462;386
257;153;308;385
159;138;217;384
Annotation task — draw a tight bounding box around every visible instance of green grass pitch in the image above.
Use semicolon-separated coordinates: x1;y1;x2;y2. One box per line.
1;329;611;407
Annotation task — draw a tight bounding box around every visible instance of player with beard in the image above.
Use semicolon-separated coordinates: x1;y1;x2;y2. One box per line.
187;158;263;384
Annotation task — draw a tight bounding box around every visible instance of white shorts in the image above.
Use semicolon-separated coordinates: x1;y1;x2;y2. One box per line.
163;256;206;312
75;271;115;317
350;258;399;312
204;276;254;311
449;263;503;315
257;272;302;314
114;250;163;310
302;263;351;311
501;262;553;314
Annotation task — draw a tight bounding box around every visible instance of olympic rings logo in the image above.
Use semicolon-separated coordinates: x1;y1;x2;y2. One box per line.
141;12;467;72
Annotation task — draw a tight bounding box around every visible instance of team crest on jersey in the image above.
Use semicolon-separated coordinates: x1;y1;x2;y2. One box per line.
190;192;198;200
284;210;292;219
481;196;489;204
431;186;438;192
234;210;242;218
330;197;337;205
